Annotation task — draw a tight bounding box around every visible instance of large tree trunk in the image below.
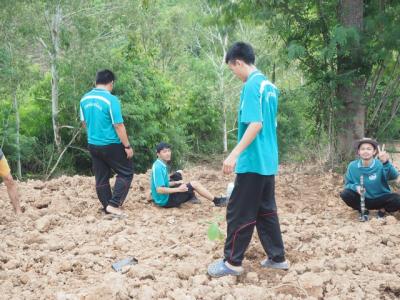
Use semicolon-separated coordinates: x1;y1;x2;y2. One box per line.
336;0;365;161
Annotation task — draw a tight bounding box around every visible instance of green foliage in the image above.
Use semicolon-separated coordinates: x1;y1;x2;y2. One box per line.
181;88;222;153
278;88;316;161
287;43;305;60
4;0;398;178
215;0;400;161
112;38;188;172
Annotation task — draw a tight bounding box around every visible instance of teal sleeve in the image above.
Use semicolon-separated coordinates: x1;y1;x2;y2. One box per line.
383;162;399;180
110;97;124;124
344;164;359;191
240;82;262;123
152;165;168;188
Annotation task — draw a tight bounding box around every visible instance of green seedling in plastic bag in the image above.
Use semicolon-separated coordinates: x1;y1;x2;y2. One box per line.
207;215;225;241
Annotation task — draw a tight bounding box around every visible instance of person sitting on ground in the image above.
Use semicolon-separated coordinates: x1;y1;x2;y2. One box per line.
150;142;228;208
0;148;22;215
340;138;400;220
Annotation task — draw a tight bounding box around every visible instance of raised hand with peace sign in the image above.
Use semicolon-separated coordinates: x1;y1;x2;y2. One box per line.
377;144;390;164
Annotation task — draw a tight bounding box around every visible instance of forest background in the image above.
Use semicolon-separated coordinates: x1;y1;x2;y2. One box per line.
0;0;399;179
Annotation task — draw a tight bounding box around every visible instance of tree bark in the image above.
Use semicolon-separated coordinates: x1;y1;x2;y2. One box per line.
13;91;22;179
50;5;62;152
336;0;365;160
220;33;228;153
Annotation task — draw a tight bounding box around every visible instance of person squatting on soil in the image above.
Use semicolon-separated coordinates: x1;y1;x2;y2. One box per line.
208;42;288;278
340;138;400;220
150;142;228;208
0;147;22;215
80;69;134;216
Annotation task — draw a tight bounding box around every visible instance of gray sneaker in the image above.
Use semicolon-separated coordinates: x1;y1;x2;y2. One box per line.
260;258;289;270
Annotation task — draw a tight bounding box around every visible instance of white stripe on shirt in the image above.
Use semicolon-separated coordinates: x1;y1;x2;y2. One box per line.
80;95;116;124
79;106;84;121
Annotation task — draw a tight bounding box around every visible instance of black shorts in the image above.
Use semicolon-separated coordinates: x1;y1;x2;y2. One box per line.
164;183;195;208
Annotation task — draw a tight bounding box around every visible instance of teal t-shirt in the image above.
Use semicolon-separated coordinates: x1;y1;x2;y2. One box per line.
235;70;279;175
80;88;124;146
344;159;399;199
150;159;170;206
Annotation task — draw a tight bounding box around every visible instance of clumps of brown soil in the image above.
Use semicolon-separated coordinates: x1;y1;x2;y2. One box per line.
0;164;399;299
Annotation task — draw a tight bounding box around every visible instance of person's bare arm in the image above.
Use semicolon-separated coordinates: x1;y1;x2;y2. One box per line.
223;122;262;174
156;184;188;194
114;123;133;159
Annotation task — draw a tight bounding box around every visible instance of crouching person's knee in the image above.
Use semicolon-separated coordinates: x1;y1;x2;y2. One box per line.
340;189;356;201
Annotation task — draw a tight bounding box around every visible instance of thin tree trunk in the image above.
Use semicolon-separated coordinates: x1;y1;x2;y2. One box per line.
220;65;228;153
46;129;81;180
51;5;62;152
220;33;228;152
336;0;365;161
13;90;22;179
223;105;228;152
272;62;276;83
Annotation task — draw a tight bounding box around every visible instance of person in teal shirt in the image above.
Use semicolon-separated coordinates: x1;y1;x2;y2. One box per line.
340;138;400;220
208;42;287;278
150;142;227;208
80;69;134;216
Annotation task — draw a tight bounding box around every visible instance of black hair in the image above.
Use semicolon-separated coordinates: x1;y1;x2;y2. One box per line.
156;142;171;153
95;69;116;85
225;42;255;65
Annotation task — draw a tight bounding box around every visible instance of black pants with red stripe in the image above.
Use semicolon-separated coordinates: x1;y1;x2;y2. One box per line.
224;173;285;266
88;143;134;209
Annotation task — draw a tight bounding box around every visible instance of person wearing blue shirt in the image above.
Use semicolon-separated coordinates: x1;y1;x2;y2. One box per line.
340;138;400;220
150;142;228;208
80;70;134;216
208;42;287;278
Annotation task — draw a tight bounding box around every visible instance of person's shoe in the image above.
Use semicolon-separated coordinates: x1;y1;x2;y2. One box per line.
188;196;201;204
260;258;289;270
106;205;127;217
207;259;243;277
376;210;386;219
213;197;228;207
358;210;369;222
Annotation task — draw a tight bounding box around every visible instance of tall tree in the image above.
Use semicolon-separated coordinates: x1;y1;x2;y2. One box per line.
336;0;365;158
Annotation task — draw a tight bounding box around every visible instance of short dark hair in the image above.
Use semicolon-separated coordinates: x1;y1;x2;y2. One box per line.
156;142;171;153
95;69;116;85
225;42;255;65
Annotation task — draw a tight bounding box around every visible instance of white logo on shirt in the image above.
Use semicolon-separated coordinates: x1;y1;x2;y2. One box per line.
369;174;377;181
84;103;103;111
